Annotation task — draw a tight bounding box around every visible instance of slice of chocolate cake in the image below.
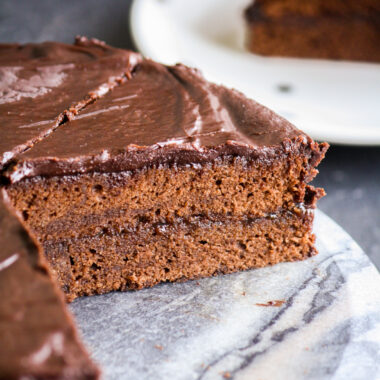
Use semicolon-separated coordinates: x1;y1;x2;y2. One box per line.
245;0;380;62
0;36;141;169
4;58;328;302
0;192;99;379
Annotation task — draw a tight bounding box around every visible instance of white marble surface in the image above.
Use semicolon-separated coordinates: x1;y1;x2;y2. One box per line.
70;210;380;380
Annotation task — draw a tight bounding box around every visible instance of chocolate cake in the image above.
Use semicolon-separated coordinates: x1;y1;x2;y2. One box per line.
0;193;99;379
0;38;328;378
245;0;380;62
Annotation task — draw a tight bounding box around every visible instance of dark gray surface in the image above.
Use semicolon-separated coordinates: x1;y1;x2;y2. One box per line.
314;147;380;269
1;0;379;269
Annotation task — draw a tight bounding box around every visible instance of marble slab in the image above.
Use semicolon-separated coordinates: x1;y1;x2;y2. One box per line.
70;210;380;380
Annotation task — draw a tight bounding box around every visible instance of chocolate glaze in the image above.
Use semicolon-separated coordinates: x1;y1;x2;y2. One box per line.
5;59;328;183
0;36;141;169
0;192;99;379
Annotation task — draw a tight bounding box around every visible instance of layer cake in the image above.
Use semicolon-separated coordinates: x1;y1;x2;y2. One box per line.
0;38;328;378
4;58;328;301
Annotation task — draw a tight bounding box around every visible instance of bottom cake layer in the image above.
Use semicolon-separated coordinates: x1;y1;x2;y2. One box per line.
43;211;316;301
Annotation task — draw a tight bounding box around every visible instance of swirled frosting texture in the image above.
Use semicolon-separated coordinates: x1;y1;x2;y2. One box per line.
7;59;326;183
0;37;141;169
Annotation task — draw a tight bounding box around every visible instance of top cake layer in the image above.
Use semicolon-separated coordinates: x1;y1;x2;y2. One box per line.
4;58;326;183
0;36;141;169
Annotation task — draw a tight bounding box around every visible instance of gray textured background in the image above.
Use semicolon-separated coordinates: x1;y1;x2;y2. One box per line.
1;0;379;268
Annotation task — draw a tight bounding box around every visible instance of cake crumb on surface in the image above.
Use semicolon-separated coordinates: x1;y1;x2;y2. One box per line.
255;300;286;307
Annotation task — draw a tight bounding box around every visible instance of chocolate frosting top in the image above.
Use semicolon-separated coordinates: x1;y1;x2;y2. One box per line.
6;59;320;183
0;36;141;169
0;192;98;378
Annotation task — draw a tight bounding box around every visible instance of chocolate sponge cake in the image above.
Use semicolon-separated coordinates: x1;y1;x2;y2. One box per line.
4;58;328;301
245;0;380;62
0;38;327;378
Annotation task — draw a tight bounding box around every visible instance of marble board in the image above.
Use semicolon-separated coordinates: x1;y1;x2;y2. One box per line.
70;210;380;380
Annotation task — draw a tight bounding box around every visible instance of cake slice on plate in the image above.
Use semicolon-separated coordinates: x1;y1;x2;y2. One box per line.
4;57;328;301
245;0;380;62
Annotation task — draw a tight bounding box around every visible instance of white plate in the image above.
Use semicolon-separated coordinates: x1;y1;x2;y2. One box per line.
130;0;380;145
71;210;380;380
